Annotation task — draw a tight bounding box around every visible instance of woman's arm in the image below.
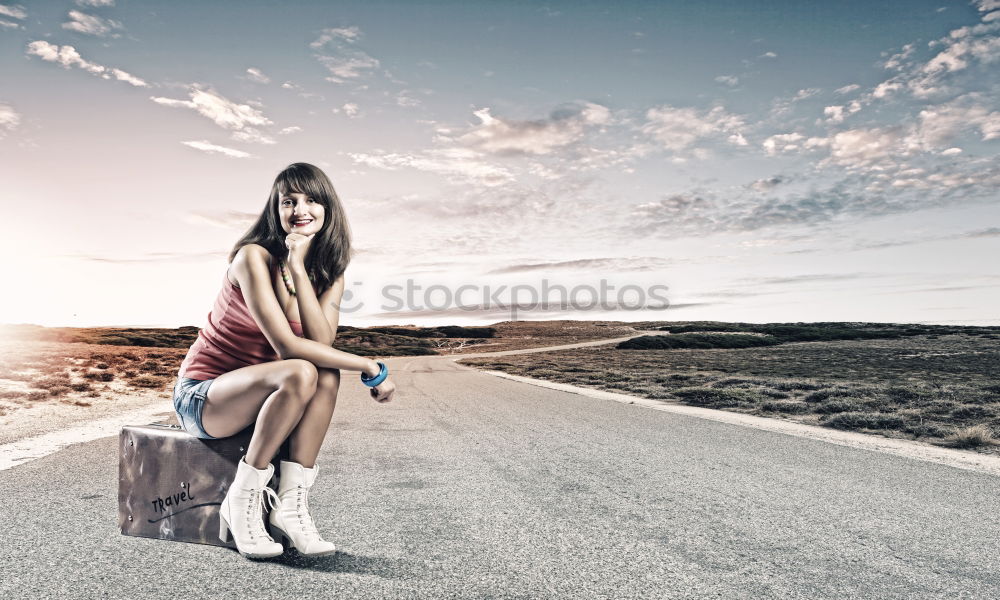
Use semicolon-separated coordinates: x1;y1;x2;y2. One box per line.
233;244;380;377
287;262;335;346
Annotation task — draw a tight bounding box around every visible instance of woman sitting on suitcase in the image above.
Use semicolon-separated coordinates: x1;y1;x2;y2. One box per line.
173;162;396;559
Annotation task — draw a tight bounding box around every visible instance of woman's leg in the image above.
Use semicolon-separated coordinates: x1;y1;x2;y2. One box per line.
287;367;341;468
201;359;319;469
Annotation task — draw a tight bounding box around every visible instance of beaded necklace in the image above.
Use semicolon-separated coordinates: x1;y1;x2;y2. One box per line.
279;259;315;297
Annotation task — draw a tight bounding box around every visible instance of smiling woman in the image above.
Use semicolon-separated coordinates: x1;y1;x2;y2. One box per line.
172;162;398;560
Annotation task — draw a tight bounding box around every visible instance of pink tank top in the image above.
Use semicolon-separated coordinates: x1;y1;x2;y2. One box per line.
178;264;304;380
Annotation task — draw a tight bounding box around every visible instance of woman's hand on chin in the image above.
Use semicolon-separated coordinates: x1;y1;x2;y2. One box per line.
285;232;313;266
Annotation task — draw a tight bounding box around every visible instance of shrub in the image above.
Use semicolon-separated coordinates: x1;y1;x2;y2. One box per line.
814;399;860;414
804;389;838;402
433;326;496;338
761;400;810;414
99;372;114;382
619;334;781;350
950;405;996;420
70;383;91;392
94;336;132;346
133;375;168;389
771;380;824;391
710;377;768;388
33;376;73;389
884;386;926;404
95;363;110;369
904;422;949;438
672;387;765;408
819;411;906;430
940;424;997;449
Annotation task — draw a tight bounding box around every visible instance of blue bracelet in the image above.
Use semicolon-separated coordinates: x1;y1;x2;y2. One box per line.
360;361;387;387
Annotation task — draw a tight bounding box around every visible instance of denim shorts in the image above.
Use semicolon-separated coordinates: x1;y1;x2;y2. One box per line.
172;377;219;439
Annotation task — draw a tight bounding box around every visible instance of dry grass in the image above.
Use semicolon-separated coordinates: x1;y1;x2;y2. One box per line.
0;339;185;421
459;322;1000;455
941;424;999;449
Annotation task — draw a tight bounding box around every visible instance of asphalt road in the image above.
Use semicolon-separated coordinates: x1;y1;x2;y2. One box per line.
1;335;998;599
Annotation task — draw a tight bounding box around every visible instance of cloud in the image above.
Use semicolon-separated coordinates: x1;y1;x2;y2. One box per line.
963;226;1000;238
742;272;885;286
0;4;26;19
761;132;828;155
280;81;324;101
824;127;905;170
843;226;1000;252
183;210;258;229
641;104;746;157
715;74;739;86
75;0;115;6
822;100;862;123
61;10;123;37
348;147;513;187
245;67;270;84
0;19;20;29
0;103;20;137
632;156;1000;238
880;43;916;71
109;68;146;87
317;51;380;83
338;102;359;117
50;250;229;263
230;128;276;144
369;296;675;321
767;88;823;120
487;257;676;275
801;94;1000;175
441;102;611;156
310;26;362;48
309;26;380;83
396;89;421;107
835;84;860;95
912;93;1000;148
858;9;1000;101
279;126;301;135
180;140;253;158
25;41;148;87
748;175;785;192
151;86;274;143
759;51;778;58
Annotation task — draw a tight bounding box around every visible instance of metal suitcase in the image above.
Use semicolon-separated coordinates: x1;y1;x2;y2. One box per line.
118;422;291;548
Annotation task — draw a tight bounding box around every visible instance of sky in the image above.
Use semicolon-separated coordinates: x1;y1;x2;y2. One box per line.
0;0;998;328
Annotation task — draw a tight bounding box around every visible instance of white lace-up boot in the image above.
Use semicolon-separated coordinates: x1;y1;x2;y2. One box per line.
268;460;337;556
218;456;284;559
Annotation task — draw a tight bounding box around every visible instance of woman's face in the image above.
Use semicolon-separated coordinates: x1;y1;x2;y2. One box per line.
279;191;325;235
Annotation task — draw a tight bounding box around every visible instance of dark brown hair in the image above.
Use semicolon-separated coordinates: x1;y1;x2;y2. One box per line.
228;162;353;296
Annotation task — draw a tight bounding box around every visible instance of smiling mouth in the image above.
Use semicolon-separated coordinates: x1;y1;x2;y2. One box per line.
292;220;313;227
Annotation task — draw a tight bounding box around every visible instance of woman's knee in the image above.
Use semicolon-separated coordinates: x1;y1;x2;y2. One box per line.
314;368;341;400
280;359;319;396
